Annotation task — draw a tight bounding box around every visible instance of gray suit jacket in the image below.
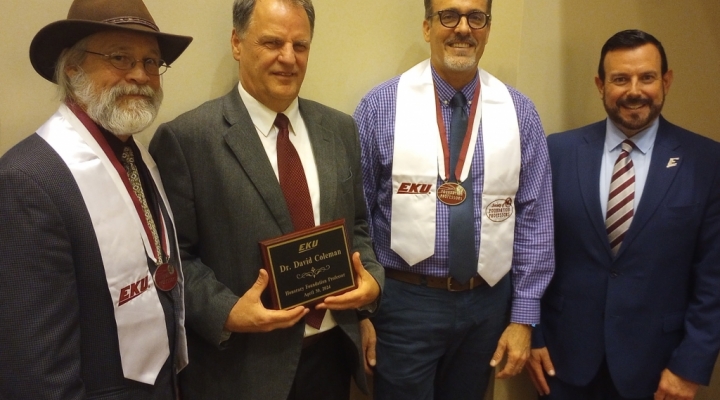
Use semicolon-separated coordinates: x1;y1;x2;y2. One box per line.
149;88;384;399
0;134;182;400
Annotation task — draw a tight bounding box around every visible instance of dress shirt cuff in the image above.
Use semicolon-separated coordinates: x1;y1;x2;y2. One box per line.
357;298;379;320
510;297;541;325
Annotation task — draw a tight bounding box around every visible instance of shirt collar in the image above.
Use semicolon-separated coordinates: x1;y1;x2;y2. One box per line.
430;66;479;107
605;116;659;155
237;82;301;137
100;125;137;159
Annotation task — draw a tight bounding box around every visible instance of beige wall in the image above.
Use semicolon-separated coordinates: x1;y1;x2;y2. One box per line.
518;0;720;140
4;1;717;146
2;0;719;399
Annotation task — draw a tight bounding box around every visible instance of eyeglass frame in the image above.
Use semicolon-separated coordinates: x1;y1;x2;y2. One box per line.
83;51;170;76
430;9;491;30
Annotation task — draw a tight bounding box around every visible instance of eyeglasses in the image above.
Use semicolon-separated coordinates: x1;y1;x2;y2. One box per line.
84;51;169;76
432;9;491;30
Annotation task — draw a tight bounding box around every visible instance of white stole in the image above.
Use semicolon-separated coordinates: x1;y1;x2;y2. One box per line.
37;104;187;384
390;59;521;286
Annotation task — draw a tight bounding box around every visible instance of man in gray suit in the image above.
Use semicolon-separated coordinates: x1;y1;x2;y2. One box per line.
149;0;384;399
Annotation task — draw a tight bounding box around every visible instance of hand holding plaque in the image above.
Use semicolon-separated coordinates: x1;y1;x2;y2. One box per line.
222;269;309;333
316;252;381;311
259;219;358;310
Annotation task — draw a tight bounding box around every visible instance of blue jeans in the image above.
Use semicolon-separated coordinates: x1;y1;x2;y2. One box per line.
373;275;511;400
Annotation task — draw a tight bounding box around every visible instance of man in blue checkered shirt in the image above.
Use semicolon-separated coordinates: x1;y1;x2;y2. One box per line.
353;0;554;398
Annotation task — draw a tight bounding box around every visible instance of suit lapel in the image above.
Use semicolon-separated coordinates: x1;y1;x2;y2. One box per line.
220;89;295;234
577;125;609;251
619;118;682;255
299;99;336;224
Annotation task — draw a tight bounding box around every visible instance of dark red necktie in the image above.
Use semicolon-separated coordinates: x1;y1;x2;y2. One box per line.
274;113;323;328
275;113;314;231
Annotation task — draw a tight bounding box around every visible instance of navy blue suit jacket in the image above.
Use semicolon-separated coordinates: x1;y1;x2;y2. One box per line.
536;117;720;397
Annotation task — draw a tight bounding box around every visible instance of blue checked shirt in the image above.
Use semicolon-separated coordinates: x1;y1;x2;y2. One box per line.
353;66;555;323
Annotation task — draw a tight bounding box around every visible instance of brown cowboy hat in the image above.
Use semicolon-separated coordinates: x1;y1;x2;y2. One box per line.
30;0;193;83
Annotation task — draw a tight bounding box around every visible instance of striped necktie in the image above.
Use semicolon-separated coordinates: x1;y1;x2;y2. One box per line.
606;140;637;255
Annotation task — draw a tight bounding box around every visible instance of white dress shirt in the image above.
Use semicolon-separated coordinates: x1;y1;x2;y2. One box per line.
237;83;336;336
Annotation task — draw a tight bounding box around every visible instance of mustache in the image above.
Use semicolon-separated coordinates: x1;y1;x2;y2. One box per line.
618;96;652;108
445;35;478;47
109;83;157;100
68;69;162;136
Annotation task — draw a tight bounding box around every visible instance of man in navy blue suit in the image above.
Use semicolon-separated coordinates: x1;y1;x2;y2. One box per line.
526;29;720;400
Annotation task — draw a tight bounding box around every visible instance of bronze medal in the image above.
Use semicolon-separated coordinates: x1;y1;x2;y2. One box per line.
153;263;177;291
434;84;480;207
437;182;467;205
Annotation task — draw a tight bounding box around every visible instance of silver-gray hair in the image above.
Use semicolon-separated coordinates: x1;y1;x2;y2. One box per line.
54;36;91;103
232;0;315;38
52;35;164;137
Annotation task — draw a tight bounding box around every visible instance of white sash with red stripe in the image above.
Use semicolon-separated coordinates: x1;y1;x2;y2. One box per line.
37;104;187;384
390;59;521;285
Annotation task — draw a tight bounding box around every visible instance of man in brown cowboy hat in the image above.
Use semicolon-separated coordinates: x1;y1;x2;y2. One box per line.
0;0;192;399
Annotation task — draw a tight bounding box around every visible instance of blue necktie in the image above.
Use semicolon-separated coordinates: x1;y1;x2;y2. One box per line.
448;92;477;283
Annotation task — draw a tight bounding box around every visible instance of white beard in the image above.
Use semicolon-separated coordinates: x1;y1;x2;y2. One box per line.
70;71;163;137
